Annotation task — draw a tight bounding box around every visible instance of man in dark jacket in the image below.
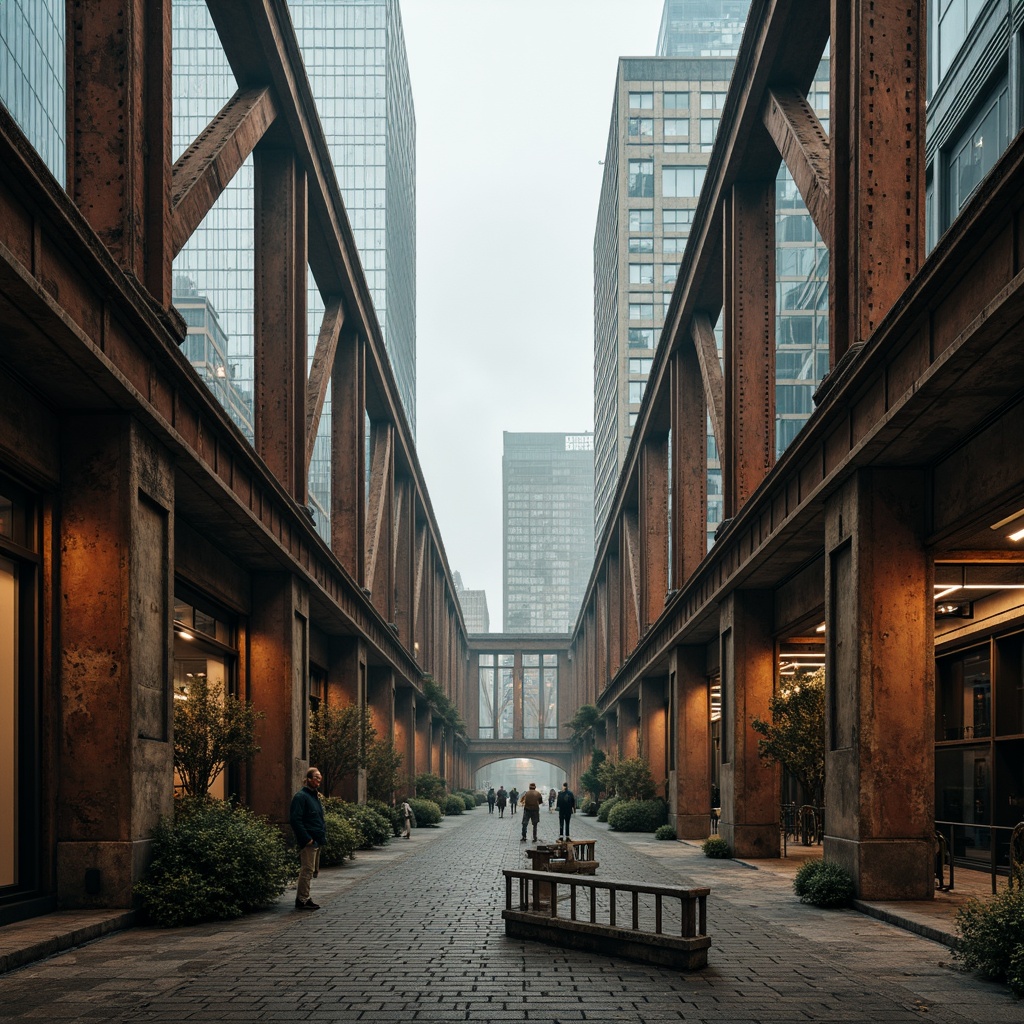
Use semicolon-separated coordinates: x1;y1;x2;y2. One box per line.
556;781;577;839
290;767;326;910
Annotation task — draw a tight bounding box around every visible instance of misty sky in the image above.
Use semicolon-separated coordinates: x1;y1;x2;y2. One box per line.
401;0;665;630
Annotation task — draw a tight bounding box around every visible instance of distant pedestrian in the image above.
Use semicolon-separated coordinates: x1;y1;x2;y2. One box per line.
556;782;577;839
509;787;519;815
548;788;556;813
401;798;413;839
520;783;544;842
290;767;326;910
487;787;496;814
495;786;508;817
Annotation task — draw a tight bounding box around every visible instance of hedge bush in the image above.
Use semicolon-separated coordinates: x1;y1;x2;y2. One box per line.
409;797;442;826
702;836;731;858
607;798;668;833
367;799;404;837
134;798;291;927
580;799;598;816
323;799;392;848
596;794;621;822
655;824;677;841
320;812;360;865
460;793;476;810
954;886;1024;995
444;794;466;815
793;859;854;908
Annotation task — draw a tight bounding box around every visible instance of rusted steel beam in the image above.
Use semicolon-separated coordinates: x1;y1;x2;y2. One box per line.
640;438;670;632
331;327;366;580
762;87;832;249
364;420;394;613
723;181;776;516
68;0;173;306
622;511;641;654
170;86;279;258
690;313;725;455
305;296;346;473
413;522;427;655
253;147;307;501
830;0;926;361
607;549;622;678
670;346;708;587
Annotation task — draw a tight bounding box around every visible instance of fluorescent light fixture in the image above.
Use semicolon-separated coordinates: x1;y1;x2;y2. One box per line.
933;585;961;600
1010;527;1024;542
815;622;826;634
176;629;194;641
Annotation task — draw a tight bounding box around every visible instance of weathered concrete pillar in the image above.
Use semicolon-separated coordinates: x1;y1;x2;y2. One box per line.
672;645;711;839
618;698;640;761
368;666;394;744
719;590;779;857
248;573;309;823
59;416;174;908
415;697;431;776
824;470;933;899
640;677;668;795
604;712;618;761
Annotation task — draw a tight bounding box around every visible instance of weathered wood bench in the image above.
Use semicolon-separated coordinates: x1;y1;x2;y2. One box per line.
547;838;599;875
502;868;711;970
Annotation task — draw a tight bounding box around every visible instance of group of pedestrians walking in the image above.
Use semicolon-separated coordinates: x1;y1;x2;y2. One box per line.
486;781;578;842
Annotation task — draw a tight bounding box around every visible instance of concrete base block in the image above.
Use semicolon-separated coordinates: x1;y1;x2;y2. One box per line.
56;840;150;909
825;836;934;900
675;813;713;840
721;822;780;859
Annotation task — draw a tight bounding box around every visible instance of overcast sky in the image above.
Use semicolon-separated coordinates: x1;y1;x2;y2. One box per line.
401;0;665;631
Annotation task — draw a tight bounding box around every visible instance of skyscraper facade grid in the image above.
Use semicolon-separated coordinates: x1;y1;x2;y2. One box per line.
503;433;595;634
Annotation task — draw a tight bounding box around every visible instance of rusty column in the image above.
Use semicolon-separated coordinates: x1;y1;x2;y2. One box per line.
68;0;173;306
719;590;779;858
58;416;174;908
670;346;708;587
618;697;640;760
330;327;366;582
723;182;776;517
824;469;934;899
672;645;712;839
639;437;669;632
254;147;307;503
248;573;309;822
830;0;926;361
640;677;668;795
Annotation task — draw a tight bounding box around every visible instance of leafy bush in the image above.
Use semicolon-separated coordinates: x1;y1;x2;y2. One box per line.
367;799;404;837
581;799;598;816
702;836;731;858
460;794;475;810
323;799;392;848
596;794;621;822
954;886;1024;995
616;757;657;801
444;794;465;815
320;812;360;865
580;748;607;801
473;790;488;806
134;798;291;926
608;798;668;832
793;859;854;908
655;824;677;841
409;797;442;826
414;772;447;804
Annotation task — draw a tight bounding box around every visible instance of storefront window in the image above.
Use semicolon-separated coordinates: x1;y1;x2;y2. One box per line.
0;556;16;887
937;644;990;740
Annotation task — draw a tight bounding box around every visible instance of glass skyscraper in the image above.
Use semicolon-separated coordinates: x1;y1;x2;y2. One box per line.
657;0;749;57
503;433;595;634
172;0;416;542
0;0;65;182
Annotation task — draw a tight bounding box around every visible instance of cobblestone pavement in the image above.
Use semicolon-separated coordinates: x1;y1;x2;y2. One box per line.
0;810;1019;1023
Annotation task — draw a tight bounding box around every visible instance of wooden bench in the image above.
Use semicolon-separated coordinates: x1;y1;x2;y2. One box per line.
502;868;711;970
547;838;599;875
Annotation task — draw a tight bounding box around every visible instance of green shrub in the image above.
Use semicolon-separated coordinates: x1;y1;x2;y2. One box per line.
702;836;731;859
474;790;488;806
134;798;291;927
367;799;404;837
414;772;447;804
793;859;854;908
461;794;475;810
655;824;677;841
409;797;442;826
323;799;392;848
607;798;668;832
320;812;360;865
596;794;621;822
444;794;465;815
581;799;598;816
954;886;1024;995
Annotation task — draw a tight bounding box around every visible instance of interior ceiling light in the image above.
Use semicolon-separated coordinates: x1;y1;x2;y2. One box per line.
815;622;826;634
990;508;1024;540
176;629;194;641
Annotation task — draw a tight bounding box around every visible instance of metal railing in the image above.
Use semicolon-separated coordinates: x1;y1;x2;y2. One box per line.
781;803;824;856
934;820;1022;894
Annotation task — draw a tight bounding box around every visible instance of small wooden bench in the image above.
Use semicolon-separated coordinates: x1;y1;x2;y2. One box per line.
502;868;711;970
547;838;599;875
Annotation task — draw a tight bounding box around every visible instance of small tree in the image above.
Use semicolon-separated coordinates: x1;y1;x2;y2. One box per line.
597;757;619;797
422;677;467;738
751;667;826;805
365;737;404;803
309;702;372;797
414;772;447;804
566;704;601;745
173;673;262;799
579;747;607;800
615;756;656;800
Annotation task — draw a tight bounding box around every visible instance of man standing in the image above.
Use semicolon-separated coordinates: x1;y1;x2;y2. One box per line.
290;767;326;910
520;782;544;843
556;781;577;839
509;787;519;815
